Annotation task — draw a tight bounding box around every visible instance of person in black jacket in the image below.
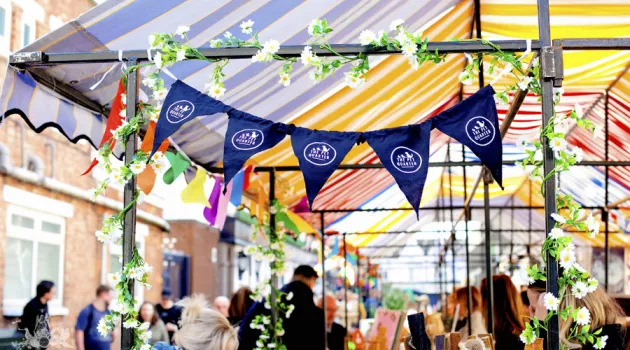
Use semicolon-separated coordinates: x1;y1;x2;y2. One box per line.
316;294;346;350
481;275;525;350
18;280;55;345
238;265;325;350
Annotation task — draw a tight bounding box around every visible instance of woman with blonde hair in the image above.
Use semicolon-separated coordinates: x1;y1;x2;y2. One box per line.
154;295;238;350
532;286;626;349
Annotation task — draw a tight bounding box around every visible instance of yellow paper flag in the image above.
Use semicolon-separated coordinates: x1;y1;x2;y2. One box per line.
180;168;211;208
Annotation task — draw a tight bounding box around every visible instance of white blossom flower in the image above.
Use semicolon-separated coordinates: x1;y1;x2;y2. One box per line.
262;316;270;325
139;322;151;331
551;213;566;224
256;341;264;348
574;103;583;119
150;158;168;174
525;275;535;285
139;331;152;343
458;71;472;85
300;46;319;66
113;120;129;136
549;137;568;152
108;272;122;285
143;263;153;274
307;19;319;36
401;42;418;56
175;25;190;38
153;88;168;101
141;344;152;350
534;149;543;162
345;72;365;89
576;307;590;326
517;77;532;91
129;162;146;175
593;126;604;140
123;319;139;329
263;40;280;55
128;267;143;280
250;322;257;329
154;52;163;69
207;83;226;99
264;302;271;309
267;344;276;348
176;48;187;62
210;39;223;48
286;292;294;301
277;329;285;336
559;244;576;270
96;230;109;243
270;242;281;251
240;19;254;34
585;215;599;237
587;278;598;293
594;335;608;349
515;135;530;150
278;73;291;87
88;188;99;201
359;30;377;46
549;227;565;239
395;30;408;45
572;146;584;163
269;207;277;214
148;34;157;49
553;87;564;97
110;225;123;242
142;77;156;88
543;293;559;311
389;19;405;31
224;31;233;39
573;281;589;299
97;319;109;337
408;56;419;70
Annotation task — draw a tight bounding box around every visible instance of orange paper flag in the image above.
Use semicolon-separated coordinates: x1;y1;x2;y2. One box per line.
137;121;170;195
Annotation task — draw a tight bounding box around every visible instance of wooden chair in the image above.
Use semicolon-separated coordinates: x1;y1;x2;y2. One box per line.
524;338;544;350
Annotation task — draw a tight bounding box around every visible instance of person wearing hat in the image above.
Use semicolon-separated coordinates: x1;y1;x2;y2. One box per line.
155;289;182;343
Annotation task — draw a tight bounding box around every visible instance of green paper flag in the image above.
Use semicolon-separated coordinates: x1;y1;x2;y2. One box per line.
163;151;190;185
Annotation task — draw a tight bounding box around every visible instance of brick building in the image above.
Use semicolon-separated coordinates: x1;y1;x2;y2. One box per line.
0;0;222;338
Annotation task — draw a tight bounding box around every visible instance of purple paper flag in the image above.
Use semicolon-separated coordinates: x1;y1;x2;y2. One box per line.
203;176;222;225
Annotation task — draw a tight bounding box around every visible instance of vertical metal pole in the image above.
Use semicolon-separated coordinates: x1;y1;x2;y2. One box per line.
343;233;348;329
269;169;278;333
462;144;472;336
320;212;328;347
356;249;361;323
483;170;494;335
448;143;456;294
604;91;610;290
121;59;138;350
537;0;560;348
474;0;485;87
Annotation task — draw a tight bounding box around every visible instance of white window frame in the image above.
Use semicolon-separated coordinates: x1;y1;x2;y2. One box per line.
100;223;148;305
3;205;68;316
0;0;11;54
20;12;36;49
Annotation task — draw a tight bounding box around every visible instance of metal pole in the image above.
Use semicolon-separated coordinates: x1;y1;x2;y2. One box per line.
483;170;494;335
604;92;610;290
447;143;456;295
357;249;361;323
343;233;348;329
537;0;560;348
269;168;278;333
320;212;327;348
121;59;138;350
462;143;472;336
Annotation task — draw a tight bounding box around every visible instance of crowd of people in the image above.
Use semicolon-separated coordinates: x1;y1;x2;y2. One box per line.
15;269;628;350
449;274;628;350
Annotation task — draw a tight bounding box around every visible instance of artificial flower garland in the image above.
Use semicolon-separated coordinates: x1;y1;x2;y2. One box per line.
86;17;605;350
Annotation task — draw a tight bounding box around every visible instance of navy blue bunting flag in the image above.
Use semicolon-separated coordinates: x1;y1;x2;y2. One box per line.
364;122;432;217
223;110;287;191
431;85;503;188
150;80;232;158
291;128;360;209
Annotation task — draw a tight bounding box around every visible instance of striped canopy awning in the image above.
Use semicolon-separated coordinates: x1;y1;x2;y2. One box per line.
2;0;630;259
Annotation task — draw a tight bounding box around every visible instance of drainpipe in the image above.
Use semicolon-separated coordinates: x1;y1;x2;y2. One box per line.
45;140;55;178
15;121;25;168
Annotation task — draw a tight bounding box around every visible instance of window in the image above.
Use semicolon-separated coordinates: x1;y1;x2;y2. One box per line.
21;13;36;49
0;0;11;53
3;206;66;316
101;223;148;304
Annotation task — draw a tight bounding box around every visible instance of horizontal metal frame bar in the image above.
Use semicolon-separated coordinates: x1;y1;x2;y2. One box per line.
553;38;630;50
316;204;617;214
10;40;540;66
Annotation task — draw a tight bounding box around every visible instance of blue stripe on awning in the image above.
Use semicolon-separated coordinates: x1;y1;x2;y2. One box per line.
57;100;77;134
7;73;37;114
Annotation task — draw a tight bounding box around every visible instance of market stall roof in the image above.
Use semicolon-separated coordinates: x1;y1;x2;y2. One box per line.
2;0;630;255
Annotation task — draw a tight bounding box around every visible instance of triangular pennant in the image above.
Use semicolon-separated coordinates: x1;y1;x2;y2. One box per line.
82;80;126;175
431;85;503;188
138;121;170;195
229;169;245;207
180;168;210;207
290;127;360;209
216;180;232;230
223;111;287;191
203;176;222;225
364;122;431;217
151;80;232;158
163;152;190;185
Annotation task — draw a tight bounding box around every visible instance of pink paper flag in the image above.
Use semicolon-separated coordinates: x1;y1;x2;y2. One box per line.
216;180;233;230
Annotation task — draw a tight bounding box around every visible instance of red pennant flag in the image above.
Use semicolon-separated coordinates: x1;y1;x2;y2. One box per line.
243;165;255;190
82;80;126;175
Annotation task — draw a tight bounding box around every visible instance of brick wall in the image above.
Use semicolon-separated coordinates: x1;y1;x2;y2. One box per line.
168;221;221;301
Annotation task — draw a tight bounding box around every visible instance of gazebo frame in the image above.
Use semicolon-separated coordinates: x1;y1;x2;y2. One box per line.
8;0;630;349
